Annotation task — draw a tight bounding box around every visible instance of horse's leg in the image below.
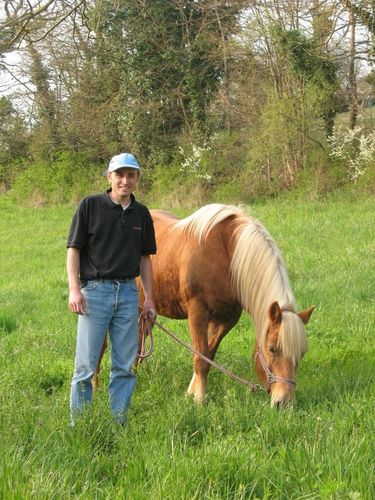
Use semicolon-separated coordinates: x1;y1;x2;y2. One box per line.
92;335;108;391
185;299;210;403
208;311;242;360
187;312;241;398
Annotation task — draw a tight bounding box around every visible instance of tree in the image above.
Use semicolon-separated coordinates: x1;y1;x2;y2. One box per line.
0;96;28;159
0;96;28;189
348;7;358;129
0;0;87;54
27;44;61;158
272;26;338;136
342;1;375;35
91;0;245;161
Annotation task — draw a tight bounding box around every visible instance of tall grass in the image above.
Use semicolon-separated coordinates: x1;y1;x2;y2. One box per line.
0;192;374;498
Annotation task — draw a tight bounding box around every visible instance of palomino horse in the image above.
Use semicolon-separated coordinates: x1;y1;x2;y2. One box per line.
140;204;314;407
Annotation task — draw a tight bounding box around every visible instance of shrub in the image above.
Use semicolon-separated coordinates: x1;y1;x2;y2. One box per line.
328;125;375;181
0;158;27;194
243;89;331;196
9;152;106;206
179;144;212;183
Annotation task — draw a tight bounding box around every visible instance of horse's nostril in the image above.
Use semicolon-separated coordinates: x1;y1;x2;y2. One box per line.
271;396;295;410
271;396;281;408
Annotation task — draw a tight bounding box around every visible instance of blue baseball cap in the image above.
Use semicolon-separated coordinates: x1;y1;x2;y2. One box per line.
108;153;140;172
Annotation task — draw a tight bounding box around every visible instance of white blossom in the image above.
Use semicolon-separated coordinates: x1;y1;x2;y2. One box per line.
328;126;375;181
179;144;212;182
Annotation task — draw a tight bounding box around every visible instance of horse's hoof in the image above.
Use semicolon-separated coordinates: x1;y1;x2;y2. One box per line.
193;393;207;404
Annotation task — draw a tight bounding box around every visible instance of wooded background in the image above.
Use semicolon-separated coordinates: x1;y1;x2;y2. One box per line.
1;1;375;205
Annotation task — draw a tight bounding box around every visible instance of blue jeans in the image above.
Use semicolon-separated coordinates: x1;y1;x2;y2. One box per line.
70;279;139;424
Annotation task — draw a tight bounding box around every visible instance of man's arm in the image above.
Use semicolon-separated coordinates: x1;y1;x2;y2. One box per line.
140;255;155;317
67;247;86;314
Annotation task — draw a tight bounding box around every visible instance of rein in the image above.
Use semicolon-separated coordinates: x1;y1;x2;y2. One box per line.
254;347;296;388
138;313;295;390
137;311;154;361
138;312;263;392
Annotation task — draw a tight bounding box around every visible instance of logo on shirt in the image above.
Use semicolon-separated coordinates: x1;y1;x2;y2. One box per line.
133;226;141;231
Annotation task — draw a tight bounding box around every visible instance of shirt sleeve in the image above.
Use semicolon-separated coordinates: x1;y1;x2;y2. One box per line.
67;199;88;249
141;208;157;255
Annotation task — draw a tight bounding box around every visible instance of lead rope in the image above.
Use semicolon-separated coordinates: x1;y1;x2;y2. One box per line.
138;310;264;392
137;311;154;362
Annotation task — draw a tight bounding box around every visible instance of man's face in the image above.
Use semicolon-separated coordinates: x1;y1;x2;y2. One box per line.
107;167;140;201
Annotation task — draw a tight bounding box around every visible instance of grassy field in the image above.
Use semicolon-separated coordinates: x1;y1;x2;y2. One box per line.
0;191;374;499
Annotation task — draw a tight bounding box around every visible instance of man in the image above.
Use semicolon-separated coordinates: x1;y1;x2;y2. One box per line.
67;152;156;425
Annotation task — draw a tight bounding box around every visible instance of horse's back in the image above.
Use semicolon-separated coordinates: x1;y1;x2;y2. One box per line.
149;207;238;320
151;209;179;221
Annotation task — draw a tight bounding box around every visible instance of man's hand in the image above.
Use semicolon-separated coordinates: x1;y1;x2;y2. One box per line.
67;247;85;314
140;255;156;322
143;297;156;322
69;289;86;315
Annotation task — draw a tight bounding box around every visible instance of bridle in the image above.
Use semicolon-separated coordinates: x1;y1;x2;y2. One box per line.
254;347;296;388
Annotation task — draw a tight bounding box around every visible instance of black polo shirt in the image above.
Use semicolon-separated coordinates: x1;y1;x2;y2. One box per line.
67;191;156;280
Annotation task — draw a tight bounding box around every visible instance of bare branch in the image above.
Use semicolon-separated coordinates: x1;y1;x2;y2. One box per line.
2;0;55;29
27;0;86;45
1;0;88;52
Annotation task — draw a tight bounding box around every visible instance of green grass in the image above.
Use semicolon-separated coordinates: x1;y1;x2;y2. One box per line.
0;192;374;499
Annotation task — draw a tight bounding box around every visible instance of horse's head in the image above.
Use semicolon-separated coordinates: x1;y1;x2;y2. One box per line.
255;301;314;407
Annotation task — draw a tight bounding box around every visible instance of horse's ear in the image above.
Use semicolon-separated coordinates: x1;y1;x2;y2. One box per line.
298;306;315;325
269;301;282;325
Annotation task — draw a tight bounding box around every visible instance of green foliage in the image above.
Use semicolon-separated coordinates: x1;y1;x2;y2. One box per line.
145;129;262;207
273;27;336;86
0;97;28;162
61;18;124;163
9;151;107;205
95;0;243;160
145;131;252;207
0;97;29;191
271;25;339;136
203;131;255;203
27;46;61;160
145;155;210;210
243;90;330;196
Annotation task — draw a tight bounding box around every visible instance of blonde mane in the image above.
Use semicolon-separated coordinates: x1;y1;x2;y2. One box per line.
173;203;242;242
174;204;307;365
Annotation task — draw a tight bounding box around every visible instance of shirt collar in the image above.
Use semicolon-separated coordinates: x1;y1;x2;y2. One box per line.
104;190;136;210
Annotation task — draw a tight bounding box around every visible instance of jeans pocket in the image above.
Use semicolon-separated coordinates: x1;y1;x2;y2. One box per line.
128;279;139;293
82;280;100;291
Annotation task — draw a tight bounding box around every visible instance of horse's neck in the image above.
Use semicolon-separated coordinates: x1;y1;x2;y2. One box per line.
230;220;296;344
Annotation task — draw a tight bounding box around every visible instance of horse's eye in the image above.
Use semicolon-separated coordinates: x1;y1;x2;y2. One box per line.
269;345;277;355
